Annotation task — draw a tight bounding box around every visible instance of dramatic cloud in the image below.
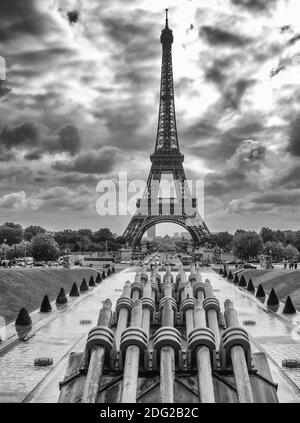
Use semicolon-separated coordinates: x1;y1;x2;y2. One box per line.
200;26;251;47
0;81;11;98
1;0;300;233
277;164;300;188
287;117;300;156
0;122;81;159
0;191;39;209
230;0;279;13
228;189;300;214
53;146;119;174
205;139;266;196
67;10;79;25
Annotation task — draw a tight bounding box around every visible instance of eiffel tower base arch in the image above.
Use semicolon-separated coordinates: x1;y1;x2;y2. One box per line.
125;215;207;249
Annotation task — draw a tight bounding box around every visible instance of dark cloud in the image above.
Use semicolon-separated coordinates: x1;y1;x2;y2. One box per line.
270;65;286;78
184;112;265;163
223;78;255;109
228;189;300;215
92;99;155;152
277;165;300;189
0;122;41;149
53;146;119;174
204;59;227;85
202;54;256;110
35;185;95;212
0;80;12;98
0;122;82;158
0;0;63;46
100;11;158;49
254;191;300;206
200;26;251;47
205;139;266;196
0;145;15;161
287;34;300;46
67;10;79;25
54;125;82;156
230;0;279;13
287;117;300;157
57;173;99;185
281;25;292;33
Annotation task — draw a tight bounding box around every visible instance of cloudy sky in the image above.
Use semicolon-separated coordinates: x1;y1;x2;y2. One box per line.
1;0;300;235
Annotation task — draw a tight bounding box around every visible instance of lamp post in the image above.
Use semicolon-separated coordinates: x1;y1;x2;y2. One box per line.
24;241;27;261
4;239;7;260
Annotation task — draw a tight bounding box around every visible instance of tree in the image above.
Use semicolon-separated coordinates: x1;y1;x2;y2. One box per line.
275;230;286;244
264;241;285;262
0;222;23;246
294;231;300;252
23;225;46;241
283;244;299;262
285;231;296;246
214;232;233;251
260;227;276;243
31;233;60;261
233;231;263;260
93;228;114;243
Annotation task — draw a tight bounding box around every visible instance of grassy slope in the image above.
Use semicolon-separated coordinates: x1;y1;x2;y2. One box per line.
0;268;99;322
240;269;300;310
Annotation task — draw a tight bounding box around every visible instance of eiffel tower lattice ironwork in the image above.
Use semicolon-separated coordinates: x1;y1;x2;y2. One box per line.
123;10;210;247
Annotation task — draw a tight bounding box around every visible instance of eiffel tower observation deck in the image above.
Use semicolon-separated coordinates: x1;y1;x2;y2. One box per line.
123;10;210;247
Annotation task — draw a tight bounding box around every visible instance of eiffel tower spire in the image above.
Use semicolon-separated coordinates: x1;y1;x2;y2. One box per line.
155;9;179;154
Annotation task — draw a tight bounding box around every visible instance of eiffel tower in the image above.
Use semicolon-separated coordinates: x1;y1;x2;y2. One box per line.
123;10;210;247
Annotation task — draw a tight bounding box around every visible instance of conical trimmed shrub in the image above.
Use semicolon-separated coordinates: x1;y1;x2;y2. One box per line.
69;282;80;297
111;266;115;274
16;307;32;326
40;294;52;312
238;274;247;287
80;278;89;293
233;274;239;284
283;296;296;314
228;270;233;281
219;268;224;275
223;267;228;278
107;268;111;276
89;275;96;287
56;287;68;305
247;279;255;294
96;273;102;284
102;271;106;279
267;288;279;307
256;284;266;298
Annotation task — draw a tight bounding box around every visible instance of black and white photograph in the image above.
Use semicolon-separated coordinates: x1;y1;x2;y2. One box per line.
1;0;300;408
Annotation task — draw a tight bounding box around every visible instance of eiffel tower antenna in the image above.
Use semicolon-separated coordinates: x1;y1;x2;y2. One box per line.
123;11;210;248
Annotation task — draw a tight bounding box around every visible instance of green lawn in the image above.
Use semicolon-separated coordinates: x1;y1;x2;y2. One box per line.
0;268;99;322
239;269;300;310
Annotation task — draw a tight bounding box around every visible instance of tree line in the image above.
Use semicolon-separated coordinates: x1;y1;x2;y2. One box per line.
0;222;126;262
211;227;300;261
0;222;299;263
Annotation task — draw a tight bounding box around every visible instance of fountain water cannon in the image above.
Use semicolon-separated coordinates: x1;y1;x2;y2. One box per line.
81;299;114;403
59;267;279;403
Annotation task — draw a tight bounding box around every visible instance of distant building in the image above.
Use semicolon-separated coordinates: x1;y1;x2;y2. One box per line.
180;231;192;239
147;226;156;240
120;248;132;261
